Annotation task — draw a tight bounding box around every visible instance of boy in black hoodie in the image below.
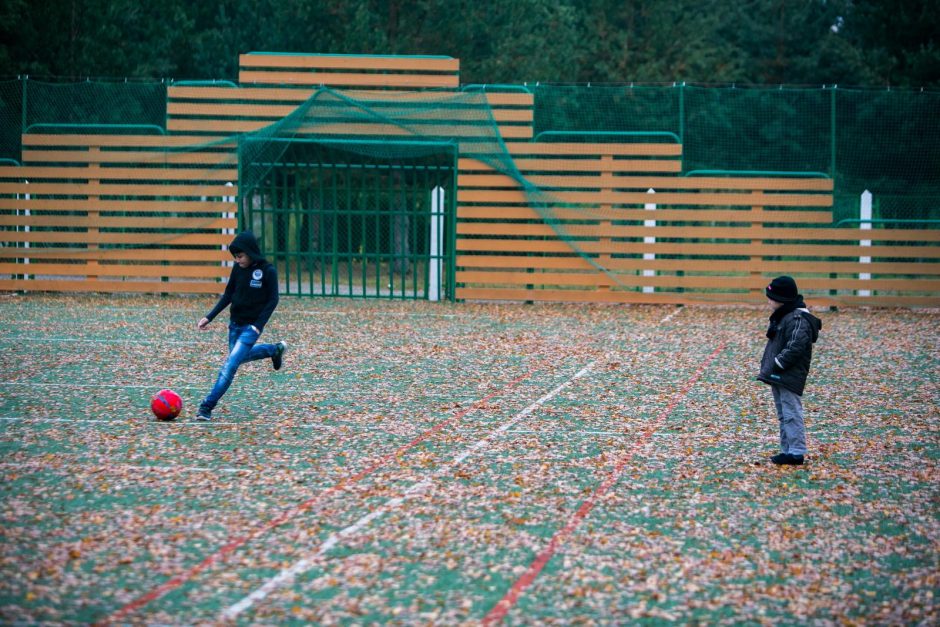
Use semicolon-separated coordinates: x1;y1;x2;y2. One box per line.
195;231;286;421
757;276;822;465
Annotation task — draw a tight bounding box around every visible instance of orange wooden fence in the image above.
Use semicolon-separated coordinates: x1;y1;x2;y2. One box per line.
455;142;938;306
2;53;938;306
0;133;236;293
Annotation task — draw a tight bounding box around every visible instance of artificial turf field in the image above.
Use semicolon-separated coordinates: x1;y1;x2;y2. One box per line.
0;293;937;625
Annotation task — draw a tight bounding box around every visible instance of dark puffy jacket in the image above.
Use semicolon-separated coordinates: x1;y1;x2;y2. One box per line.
758;308;822;396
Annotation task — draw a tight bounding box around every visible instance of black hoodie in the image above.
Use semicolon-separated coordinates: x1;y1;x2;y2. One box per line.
205;231;279;331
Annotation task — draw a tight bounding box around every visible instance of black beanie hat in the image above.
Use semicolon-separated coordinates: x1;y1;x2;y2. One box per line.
766;275;800;303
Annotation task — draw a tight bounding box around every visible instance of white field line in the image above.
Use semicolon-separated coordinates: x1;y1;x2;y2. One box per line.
659;306;684;324
0;336;206;346
500;429;634;437
0;381;472;400
0;382;204;390
181;421;337;429
1;416;118;424
300;311;460;318
220;360;597;621
0;415;334;429
0;461;252;475
2;304;460;318
0;414;470;439
606;307;683;344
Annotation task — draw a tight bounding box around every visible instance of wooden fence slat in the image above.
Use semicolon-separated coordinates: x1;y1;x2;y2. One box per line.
238;70;460;88
457;189;834;206
19;151;235;165
167;101;532;123
0;182;243;196
166;118;532;138
0;279;226;294
0;199;236;213
458;158;680;173
238;53;460;72
455;255;940;275
504;143;683;157
0;248;230;262
2;232;231;246
455;286;940;308
0;215;236;230
0;262;230;279
457;206;834;223
2;167;237;181
456;222;937;242
458;172;834;191
21;135;232;147
456;238;940;258
456;270;940;292
169;86;532;106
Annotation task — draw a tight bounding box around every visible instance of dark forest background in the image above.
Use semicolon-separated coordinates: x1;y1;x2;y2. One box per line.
1;0;937;87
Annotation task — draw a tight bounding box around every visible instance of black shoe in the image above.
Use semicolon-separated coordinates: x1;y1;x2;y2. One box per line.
771;452;804;465
272;341;287;371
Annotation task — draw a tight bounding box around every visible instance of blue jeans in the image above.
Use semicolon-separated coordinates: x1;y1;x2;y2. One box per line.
200;323;278;415
772;384;806;456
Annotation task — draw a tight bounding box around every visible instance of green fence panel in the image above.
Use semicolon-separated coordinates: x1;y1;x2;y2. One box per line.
239;139;456;300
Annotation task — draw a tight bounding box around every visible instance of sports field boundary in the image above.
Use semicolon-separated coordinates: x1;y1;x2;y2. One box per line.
6;296;936;625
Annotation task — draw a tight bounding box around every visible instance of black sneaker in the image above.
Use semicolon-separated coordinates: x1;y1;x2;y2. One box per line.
272;341;287;371
195;411;212;422
771;452;804;465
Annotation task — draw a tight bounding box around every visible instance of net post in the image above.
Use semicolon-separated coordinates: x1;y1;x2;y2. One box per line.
858;189;872;297
643;188;656;293
750;191;765;299
223;181;236;277
87;147;100;283
19;179;31;283
429;186;444;301
598;154;614;292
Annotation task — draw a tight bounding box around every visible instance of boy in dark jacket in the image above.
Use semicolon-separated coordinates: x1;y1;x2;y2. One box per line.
758;276;822;465
195;231;286;421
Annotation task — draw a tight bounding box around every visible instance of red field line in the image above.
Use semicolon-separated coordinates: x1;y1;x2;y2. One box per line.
483;340;730;625
98;367;542;625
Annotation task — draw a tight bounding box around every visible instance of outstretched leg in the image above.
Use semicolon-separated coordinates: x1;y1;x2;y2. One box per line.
197;324;259;419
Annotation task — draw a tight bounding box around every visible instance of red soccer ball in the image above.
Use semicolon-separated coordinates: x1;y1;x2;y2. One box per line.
151;389;183;421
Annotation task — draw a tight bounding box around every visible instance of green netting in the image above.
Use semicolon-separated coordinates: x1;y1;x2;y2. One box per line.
1;78;170;161
2;77;938;297
3;79;937;195
534;85;681;141
532;84;940;223
0;80;23;165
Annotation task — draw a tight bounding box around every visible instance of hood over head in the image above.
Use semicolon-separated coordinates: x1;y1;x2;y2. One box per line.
228;231;265;263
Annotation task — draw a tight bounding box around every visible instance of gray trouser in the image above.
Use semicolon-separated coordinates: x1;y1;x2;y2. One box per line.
771;385;806;456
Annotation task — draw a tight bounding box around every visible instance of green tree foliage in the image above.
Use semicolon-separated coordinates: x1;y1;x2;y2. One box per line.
836;0;940;87
574;0;746;83
0;0;193;77
0;0;936;87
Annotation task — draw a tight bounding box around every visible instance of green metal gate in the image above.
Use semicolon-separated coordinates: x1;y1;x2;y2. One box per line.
238;139;457;300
